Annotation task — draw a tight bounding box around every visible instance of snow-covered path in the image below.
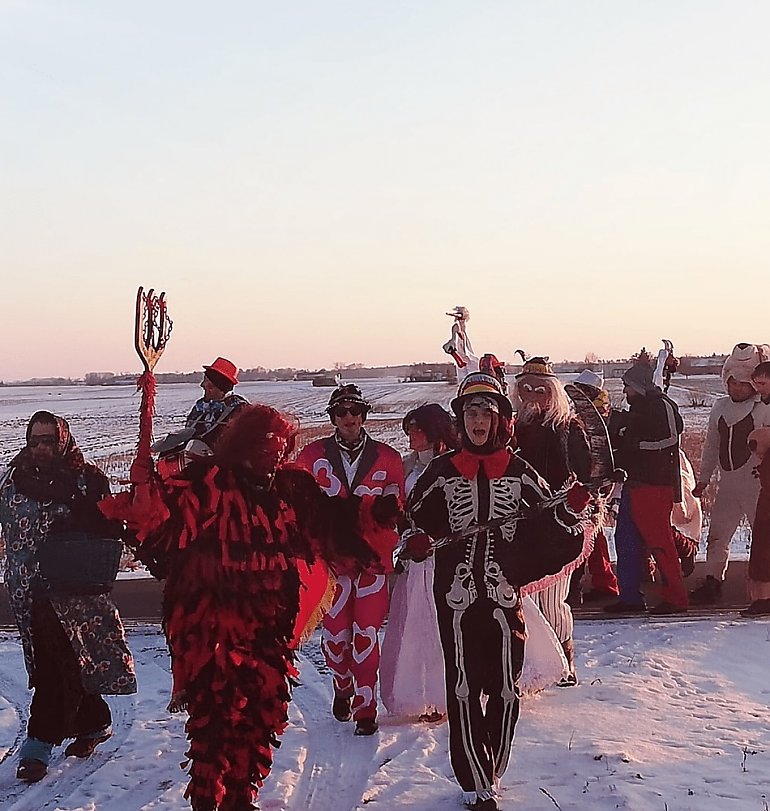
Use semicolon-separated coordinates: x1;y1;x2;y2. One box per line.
1;618;770;810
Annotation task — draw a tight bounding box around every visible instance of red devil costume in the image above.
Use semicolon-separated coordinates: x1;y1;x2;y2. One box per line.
101;404;380;811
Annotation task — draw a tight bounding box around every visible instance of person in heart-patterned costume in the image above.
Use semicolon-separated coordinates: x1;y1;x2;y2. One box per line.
297;384;405;736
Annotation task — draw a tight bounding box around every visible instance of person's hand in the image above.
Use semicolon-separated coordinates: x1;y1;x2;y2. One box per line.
130;455;154;484
403;532;433;563
371;493;400;527
691;482;707;499
566;482;591;513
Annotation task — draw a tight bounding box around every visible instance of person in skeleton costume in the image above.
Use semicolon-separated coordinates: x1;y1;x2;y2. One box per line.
402;373;588;811
512;357;591;686
296;384;405;736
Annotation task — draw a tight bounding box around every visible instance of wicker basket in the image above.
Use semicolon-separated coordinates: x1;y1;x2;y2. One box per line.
37;532;123;594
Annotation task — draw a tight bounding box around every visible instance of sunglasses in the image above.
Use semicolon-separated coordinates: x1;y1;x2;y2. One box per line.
333;405;366;418
28;435;57;448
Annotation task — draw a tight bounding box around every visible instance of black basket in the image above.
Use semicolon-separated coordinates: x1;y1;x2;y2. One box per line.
37;532;123;595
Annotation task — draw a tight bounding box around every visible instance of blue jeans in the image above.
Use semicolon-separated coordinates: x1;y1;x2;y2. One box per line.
614;488;645;605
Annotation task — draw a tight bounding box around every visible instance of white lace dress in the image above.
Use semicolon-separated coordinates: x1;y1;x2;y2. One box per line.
380;450;446;717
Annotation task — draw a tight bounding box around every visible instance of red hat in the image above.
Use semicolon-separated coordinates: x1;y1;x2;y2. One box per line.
203;357;239;387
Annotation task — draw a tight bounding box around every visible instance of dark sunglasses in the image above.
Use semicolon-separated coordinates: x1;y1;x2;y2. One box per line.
28;435;57;448
333;405;365;418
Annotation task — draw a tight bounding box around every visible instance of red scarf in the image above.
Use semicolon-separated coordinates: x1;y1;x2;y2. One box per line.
451;448;510;480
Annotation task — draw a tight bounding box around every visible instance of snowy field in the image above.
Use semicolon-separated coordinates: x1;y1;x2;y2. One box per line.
2;619;770;810
0;373;724;465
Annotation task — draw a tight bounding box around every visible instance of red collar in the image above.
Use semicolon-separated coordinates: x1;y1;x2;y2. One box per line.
451;448;510;480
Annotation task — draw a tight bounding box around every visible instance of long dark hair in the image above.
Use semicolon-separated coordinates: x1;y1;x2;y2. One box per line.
402;403;458;454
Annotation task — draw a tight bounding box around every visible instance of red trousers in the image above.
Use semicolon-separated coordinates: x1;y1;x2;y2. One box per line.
628;486;688;608
321;571;389;721
587;530;619;594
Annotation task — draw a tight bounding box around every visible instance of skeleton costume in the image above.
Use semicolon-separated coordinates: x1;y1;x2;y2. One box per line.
404;374;585;811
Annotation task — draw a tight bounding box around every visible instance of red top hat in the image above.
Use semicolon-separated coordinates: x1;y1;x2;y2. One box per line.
203;357;239;387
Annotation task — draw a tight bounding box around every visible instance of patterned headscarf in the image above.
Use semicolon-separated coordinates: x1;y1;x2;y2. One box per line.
12;411;86;472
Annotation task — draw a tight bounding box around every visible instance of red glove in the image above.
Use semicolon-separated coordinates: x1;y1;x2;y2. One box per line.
566;482;591;513
404;532;433;563
130;455;155;485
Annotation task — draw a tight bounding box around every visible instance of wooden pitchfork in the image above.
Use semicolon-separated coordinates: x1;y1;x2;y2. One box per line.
134;287;172;464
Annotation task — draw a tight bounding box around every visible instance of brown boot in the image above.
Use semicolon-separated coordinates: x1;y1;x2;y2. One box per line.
557;638;578;687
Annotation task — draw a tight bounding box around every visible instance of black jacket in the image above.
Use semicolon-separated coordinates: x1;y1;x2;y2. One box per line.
615;391;683;500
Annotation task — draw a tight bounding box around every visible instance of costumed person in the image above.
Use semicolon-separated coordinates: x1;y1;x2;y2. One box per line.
605;358;688;614
380;403;457;722
0;412;136;784
512;356;592;686
100;404;380;811
565;368;619;602
296;383;405;736
401;372;590;811
152;356;248;476
742;425;770;615
443;306;479;374
690;344;770;604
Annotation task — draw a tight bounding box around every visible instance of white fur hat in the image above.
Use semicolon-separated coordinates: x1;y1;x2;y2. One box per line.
721;343;769;384
574;369;604;390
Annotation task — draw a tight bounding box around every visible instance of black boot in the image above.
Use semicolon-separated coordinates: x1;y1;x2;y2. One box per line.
690;575;722;605
332;691;352;722
557;638;578;687
740;599;770;617
354;717;378;736
16;759;48;783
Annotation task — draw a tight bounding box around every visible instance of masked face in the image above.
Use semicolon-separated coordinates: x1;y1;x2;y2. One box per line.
463;404;495;447
516;374;552;421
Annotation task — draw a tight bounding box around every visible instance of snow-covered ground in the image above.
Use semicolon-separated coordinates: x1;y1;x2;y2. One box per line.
2;618;770;810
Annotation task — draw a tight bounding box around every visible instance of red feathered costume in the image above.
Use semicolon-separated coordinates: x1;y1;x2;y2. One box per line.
101;405;376;811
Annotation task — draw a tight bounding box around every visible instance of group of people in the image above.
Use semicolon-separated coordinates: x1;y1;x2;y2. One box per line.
2;341;770;811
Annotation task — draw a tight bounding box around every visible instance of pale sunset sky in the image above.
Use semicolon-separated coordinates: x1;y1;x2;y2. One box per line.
1;1;769;380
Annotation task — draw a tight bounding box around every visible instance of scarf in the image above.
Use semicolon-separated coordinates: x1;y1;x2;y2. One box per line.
335;430;366;464
451;448;510;481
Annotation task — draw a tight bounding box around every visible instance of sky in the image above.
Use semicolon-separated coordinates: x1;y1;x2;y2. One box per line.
2;1;770;380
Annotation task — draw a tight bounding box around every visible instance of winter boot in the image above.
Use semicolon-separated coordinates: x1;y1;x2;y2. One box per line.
465;797;499;810
353;717;378;736
332;691;353;722
648;601;687;615
740;599;770;617
65;727;112;758
16;759;48;783
16;737;53;782
689;575;722;605
557;638;578;687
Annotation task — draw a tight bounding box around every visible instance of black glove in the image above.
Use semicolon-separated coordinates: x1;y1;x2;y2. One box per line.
371;494;400;527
